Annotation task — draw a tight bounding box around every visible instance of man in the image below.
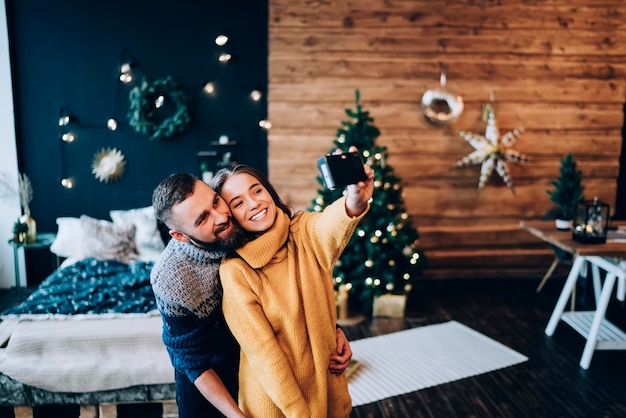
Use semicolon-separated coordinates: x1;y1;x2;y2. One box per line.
150;173;352;418
151;172;246;418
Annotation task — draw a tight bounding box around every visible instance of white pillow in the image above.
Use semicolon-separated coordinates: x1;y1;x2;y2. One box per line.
109;206;164;262
50;217;82;258
79;215;138;263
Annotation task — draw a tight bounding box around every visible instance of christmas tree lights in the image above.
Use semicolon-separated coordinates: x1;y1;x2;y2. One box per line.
310;90;426;316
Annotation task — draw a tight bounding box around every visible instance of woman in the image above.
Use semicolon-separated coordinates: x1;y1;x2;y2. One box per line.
212;154;373;418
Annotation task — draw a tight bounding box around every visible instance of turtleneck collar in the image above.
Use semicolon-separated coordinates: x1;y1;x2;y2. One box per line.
171;238;224;264
235;210;290;269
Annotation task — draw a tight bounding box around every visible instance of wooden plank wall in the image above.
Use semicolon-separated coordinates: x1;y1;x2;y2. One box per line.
267;0;626;279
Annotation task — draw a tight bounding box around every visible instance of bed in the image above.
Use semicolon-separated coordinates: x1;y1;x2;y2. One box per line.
0;207;177;417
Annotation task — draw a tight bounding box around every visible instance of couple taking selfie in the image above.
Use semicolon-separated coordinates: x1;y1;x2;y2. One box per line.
150;147;374;418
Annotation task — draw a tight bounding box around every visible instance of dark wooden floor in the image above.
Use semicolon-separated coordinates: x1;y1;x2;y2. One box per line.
345;276;626;418
1;274;625;418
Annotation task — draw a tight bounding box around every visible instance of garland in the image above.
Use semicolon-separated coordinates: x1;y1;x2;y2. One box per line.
127;77;190;141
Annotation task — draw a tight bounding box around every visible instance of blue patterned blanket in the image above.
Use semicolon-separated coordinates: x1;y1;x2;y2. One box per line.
1;258;157;316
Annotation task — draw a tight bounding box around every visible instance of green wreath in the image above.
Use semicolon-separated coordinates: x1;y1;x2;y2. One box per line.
127;76;191;141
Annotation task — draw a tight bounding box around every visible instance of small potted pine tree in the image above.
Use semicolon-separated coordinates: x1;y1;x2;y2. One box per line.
546;153;585;230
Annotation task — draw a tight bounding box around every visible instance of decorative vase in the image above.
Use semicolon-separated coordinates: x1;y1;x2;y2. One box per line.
555;218;572;231
20;213;37;243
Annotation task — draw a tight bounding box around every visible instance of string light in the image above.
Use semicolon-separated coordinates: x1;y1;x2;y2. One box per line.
215;34;228;46
203;82;216;94
107;118;118;131
154;95;165;108
119;62;133;83
60;178;74;189
250;90;262;102
58;109;70;126
119;50;134;84
61;133;75;143
56;40;268;192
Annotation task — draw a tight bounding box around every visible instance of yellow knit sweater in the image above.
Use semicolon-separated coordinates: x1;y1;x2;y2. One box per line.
220;197;365;418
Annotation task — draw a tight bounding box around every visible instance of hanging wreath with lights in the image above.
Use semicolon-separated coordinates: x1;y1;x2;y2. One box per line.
127;76;191;141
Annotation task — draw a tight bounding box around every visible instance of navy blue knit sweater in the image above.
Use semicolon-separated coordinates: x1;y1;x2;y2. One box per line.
150;238;239;383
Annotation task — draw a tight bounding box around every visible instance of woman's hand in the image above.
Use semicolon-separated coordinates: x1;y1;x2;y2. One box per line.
329;327;353;375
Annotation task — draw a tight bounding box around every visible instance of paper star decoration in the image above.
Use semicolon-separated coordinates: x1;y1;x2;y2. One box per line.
92;147;126;183
454;104;529;193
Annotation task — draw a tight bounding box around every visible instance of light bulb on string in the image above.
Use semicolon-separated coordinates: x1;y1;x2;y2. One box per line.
215;34;229;46
61;178;74;189
218;53;232;63
119;63;133;84
203;82;216;95
250;90;262;102
61;133;75;143
154;95;165;108
107;118;118;131
119;73;133;84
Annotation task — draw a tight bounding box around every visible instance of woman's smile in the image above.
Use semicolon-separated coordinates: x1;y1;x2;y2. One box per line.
250;208;267;221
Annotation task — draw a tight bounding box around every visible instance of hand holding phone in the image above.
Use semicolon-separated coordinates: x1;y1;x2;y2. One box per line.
317;151;368;190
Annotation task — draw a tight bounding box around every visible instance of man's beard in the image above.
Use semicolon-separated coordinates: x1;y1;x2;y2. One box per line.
187;220;248;252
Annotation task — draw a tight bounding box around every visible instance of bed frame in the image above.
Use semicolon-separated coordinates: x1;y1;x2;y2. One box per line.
0;318;177;417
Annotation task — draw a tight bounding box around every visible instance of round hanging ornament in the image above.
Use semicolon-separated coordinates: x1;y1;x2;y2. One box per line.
421;67;464;126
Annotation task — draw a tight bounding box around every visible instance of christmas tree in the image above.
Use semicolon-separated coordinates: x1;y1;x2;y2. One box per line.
546;152;585;219
309;90;426;316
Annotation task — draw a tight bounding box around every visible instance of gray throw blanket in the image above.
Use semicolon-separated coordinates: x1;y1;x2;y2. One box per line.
0;314;174;393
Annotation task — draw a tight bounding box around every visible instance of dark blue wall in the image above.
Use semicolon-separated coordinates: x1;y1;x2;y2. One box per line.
6;0;268;284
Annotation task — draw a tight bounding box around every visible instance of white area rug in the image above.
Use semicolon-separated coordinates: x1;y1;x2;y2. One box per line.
348;320;528;407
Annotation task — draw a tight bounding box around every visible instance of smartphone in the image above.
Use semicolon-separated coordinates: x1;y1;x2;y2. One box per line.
317;152;367;190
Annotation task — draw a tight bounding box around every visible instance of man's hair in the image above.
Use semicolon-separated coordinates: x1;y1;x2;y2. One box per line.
152;173;198;228
211;164;293;217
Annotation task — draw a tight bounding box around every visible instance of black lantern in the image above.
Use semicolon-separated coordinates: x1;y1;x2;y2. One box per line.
572;197;610;244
